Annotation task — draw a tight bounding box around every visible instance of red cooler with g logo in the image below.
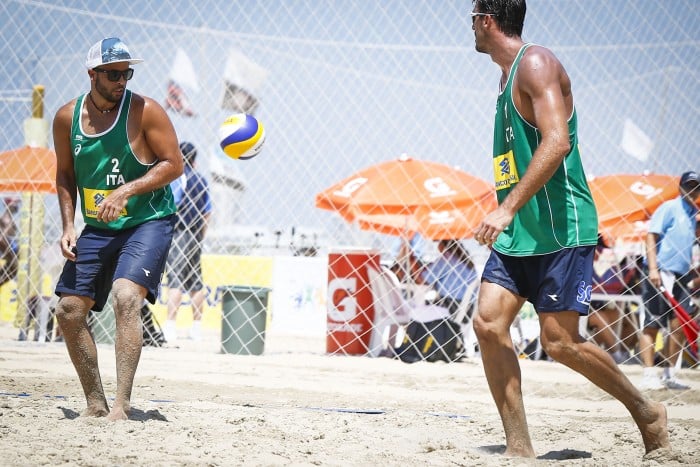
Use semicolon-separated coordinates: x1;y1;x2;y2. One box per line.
326;249;379;355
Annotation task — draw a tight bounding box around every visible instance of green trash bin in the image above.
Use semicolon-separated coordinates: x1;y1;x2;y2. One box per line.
220;286;271;355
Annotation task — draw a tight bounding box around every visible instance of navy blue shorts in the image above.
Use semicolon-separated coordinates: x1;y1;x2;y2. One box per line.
55;215;175;311
166;228;204;292
641;271;694;330
481;246;595;315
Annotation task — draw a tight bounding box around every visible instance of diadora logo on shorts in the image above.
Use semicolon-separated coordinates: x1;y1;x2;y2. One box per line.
547;294;558;302
142;268;151;277
576;280;592;305
493;150;519;190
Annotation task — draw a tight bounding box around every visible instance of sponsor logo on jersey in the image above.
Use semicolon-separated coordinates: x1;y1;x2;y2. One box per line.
82;187;128;218
493;150;520;190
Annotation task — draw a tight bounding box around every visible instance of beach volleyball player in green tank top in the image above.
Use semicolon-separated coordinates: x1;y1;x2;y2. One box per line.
468;0;668;459
52;37;183;421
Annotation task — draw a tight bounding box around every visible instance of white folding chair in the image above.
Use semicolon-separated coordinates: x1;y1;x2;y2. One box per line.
367;264;412;357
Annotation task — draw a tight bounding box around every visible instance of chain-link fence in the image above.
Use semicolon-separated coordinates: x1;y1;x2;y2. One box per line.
1;1;698;399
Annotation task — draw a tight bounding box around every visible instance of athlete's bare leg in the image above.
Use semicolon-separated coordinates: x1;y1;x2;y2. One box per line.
55;294;109;417
107;278;146;421
473;281;534;458
539;311;669;454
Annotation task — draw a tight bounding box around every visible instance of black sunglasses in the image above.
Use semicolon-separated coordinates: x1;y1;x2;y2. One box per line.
93;68;134;82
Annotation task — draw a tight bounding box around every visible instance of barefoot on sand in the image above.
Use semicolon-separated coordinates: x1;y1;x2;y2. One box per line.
641;401;670;454
1;327;698;466
81;406;109;418
106;406;130;421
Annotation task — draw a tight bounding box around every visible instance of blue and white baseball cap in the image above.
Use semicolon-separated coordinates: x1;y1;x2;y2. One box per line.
680;170;700;187
85;37;143;69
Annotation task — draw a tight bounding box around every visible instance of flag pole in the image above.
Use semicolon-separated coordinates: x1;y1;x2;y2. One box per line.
651;67;675;173
14;85;48;333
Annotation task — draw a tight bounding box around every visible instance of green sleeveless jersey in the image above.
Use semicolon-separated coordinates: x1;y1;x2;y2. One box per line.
71;90;176;230
492;44;597;256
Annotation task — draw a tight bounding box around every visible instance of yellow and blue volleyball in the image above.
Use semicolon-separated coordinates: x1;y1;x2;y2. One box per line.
219;113;265;160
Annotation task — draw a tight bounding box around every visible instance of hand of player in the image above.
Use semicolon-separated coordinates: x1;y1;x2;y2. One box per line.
97;189;128;223
60;231;77;261
474;207;513;246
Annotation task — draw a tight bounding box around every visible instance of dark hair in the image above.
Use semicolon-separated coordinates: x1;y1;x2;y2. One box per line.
438;239;474;268
179;141;197;162
473;0;526;37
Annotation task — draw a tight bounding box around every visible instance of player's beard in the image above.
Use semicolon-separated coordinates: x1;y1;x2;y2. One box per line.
95;80;124;105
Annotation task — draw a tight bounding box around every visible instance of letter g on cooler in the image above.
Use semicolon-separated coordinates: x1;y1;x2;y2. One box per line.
327;277;358;322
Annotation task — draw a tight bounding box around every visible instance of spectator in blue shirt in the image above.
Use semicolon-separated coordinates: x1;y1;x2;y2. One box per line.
164;142;212;342
639;170;699;390
422;239;478;321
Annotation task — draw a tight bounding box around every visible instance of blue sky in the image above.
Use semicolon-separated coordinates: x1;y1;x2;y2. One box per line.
1;0;698;241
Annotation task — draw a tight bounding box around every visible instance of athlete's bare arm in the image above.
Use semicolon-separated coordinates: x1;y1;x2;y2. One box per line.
96;95;183;223
53;101;80;260
475;46;572;245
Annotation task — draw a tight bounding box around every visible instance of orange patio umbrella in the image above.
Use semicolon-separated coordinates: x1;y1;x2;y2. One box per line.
589;173;680;243
315;155;496;240
0;146;56;193
348;205;495;241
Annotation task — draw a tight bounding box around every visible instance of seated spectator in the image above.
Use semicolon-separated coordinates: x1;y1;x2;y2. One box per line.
616;254;645;355
588;235;633;363
421;239;478;322
389;232;427;265
389;253;425;286
388;232;427;285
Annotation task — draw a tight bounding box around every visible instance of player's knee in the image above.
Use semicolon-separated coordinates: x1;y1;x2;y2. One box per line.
111;284;144;317
540;334;576;362
55;299;86;327
473;313;499;343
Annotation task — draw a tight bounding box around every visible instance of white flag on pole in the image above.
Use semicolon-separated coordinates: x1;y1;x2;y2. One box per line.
620;118;654;162
169;48;200;92
164;49;199;117
221;49;267;114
